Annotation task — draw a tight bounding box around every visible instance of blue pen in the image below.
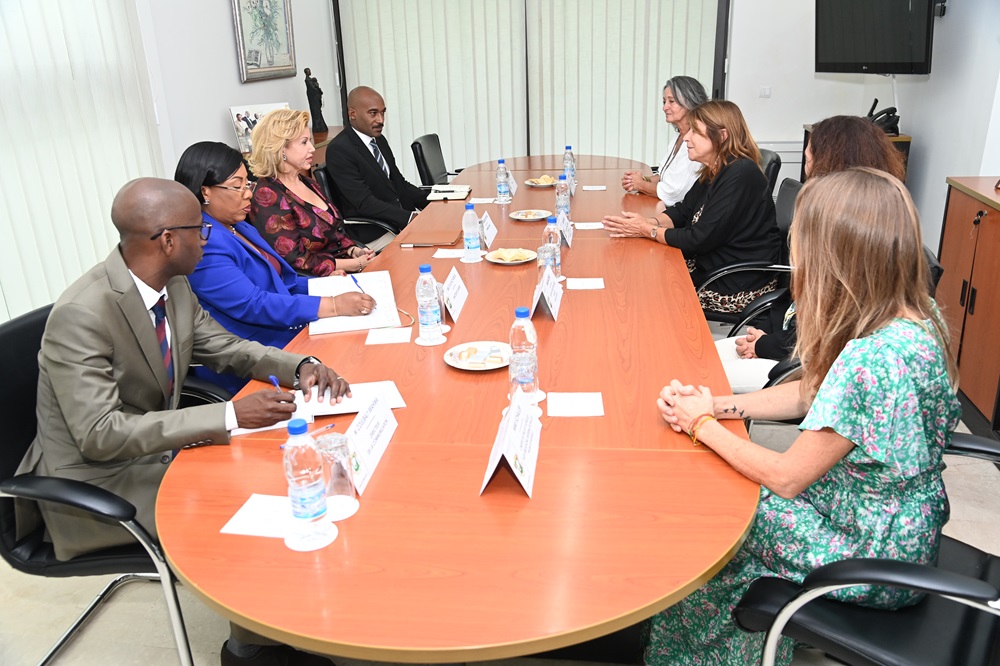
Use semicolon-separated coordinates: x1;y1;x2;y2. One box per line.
350;274;367;294
268;374;281;392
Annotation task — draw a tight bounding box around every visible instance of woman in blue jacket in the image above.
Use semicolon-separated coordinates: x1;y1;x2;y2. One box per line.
174;141;375;394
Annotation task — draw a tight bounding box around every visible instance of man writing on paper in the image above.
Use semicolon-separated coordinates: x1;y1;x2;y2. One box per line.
15;178;346;666
325;86;429;233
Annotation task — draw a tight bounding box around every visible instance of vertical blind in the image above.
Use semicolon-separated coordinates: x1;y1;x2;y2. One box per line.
339;0;529;184
0;0;162;322
337;0;718;183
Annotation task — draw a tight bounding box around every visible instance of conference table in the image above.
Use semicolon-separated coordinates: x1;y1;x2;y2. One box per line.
156;156;760;662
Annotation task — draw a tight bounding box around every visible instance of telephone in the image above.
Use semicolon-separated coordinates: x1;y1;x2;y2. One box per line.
866;98;900;136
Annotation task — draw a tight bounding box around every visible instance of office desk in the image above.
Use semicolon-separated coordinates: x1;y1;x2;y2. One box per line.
157;157;758;662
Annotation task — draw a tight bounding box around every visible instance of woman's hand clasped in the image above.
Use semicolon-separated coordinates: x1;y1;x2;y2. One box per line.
603;211;655;239
349;246;376;272
735;327;766;359
658;380;715;434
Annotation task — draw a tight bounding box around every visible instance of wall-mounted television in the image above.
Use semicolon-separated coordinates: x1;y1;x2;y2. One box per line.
816;0;937;75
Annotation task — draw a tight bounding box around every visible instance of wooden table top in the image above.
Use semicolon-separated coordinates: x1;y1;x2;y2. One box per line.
462;154;650;172
157;156;759;662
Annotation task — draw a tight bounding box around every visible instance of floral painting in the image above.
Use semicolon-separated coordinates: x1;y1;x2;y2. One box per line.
232;0;296;82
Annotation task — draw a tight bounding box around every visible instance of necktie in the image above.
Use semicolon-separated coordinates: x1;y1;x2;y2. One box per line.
151;296;174;398
370;138;390;178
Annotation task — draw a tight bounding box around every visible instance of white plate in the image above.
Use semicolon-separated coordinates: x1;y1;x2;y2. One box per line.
485;249;538;265
509;209;553;222
444;341;511;371
524;178;557;188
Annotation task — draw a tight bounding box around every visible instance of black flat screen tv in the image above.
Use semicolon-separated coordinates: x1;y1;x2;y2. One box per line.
816;0;936;75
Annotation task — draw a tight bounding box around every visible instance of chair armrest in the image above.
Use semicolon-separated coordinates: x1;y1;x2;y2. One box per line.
696;263;792;295
727;288;790;337
180;375;233;404
765;357;802;386
0;475;136;523
946;432;1000;463
802;557;999;603
343;217;399;236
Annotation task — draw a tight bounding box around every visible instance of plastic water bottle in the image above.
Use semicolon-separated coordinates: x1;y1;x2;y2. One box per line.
509;307;539;401
555;175;570;220
496;159;512;204
283;418;336;552
542;216;561;279
416;264;443;340
462;203;481;262
563;145;576;190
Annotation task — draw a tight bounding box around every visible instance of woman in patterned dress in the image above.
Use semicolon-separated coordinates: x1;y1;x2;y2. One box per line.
650;167;961;665
603;100;782;314
249;108;375;276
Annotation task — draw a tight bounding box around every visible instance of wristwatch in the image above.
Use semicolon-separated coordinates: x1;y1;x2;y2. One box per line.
293;356;322;389
649;225;658;240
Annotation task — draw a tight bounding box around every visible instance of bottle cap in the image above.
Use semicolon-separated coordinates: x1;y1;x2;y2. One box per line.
288;418;308;435
547;216;557;225
498;158;505;164
419;263;432;273
559;174;567;181
465;203;474;210
565;145;572;150
515;307;530;319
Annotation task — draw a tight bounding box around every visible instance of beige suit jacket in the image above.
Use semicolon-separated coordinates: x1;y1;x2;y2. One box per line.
16;247;304;560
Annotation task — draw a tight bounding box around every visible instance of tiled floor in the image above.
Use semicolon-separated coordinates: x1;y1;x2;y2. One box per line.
2;424;996;666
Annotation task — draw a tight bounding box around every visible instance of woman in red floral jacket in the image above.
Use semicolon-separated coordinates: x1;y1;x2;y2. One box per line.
249;109;375;276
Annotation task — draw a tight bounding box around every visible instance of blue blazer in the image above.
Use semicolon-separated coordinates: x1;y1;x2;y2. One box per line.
188;213;320;393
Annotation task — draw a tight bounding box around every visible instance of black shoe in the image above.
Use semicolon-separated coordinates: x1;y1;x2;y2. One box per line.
221;640;335;666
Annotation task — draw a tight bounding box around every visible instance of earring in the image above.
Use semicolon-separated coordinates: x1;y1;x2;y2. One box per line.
282;152;287;161
203;198;210;205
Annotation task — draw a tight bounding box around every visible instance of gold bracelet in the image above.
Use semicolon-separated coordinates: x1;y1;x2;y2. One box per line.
642;175;652;183
688;413;716;446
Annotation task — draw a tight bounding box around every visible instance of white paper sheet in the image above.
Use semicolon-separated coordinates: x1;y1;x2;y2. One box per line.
470;197;496;205
231;413;314;437
433;249;487;259
566;278;605;290
221;493;348;538
299;381;406;417
581;185;607;191
307;271;401;334
365;327;413;345
573;222;605;230
546;392;605;417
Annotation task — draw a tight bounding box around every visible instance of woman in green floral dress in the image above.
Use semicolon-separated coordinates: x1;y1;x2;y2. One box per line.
651;167;961;665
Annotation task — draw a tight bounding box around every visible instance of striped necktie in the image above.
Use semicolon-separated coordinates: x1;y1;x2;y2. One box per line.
370;138;390;178
151;296;174;398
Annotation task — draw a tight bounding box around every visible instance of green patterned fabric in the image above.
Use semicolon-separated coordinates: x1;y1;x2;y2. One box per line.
646;318;961;665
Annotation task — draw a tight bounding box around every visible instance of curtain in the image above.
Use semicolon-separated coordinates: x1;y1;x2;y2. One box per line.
0;0;162;322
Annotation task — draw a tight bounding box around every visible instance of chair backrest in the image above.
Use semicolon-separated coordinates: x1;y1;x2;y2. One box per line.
773;178;802;266
760;149;782;200
411;133;449;186
924;245;944;297
0;305;51;483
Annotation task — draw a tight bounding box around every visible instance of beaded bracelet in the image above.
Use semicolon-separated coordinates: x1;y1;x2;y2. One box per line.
688;413;716;446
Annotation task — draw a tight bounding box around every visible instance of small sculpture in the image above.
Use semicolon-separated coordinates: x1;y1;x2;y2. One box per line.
304;68;328;134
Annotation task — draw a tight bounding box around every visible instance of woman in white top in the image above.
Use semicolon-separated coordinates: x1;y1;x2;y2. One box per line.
621;76;709;207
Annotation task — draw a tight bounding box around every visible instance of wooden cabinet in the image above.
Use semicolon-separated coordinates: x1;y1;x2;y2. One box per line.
938;177;1000;426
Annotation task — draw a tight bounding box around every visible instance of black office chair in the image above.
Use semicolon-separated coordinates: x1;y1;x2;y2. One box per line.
411;133;462;186
315;165;397;253
0;304;195;666
733;431;1000;666
759;149;782;200
696;178;802;326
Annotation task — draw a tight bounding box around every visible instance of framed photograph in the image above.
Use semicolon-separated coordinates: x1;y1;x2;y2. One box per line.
231;0;296;82
229;102;289;155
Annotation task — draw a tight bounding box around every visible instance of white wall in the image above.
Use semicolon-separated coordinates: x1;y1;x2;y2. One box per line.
135;0;343;175
727;0;1000;248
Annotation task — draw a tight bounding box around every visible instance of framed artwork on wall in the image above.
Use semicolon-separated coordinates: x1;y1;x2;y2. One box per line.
231;0;296;82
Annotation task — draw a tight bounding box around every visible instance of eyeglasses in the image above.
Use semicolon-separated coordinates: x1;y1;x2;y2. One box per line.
213;181;256;194
149;221;213;241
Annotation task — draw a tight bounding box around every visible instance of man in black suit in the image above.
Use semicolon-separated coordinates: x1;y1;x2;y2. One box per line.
326;86;428;233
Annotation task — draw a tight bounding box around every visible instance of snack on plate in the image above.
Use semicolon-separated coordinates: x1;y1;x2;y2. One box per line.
528;175;557;185
495;248;532;262
455;345;505;368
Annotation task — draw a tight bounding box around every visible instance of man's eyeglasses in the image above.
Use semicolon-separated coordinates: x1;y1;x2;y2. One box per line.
149;221;213;241
212;181;256;194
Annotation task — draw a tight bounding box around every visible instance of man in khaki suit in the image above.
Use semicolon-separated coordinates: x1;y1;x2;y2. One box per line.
16;178;342;666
